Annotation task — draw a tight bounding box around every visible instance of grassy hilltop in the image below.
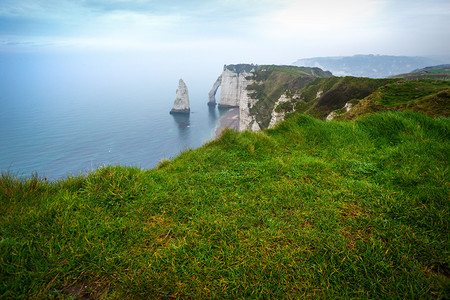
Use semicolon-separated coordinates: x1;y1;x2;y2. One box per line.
391;65;450;81
1;73;449;298
236;64;449;131
272;77;449;123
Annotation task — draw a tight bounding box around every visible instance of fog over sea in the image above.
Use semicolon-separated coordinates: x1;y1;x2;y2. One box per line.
0;52;225;180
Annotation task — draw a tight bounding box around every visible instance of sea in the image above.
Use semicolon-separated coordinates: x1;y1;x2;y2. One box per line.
0;52;226;180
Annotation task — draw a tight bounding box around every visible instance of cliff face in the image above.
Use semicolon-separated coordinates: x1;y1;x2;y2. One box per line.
268;94;291;128
211;64;449;134
209;64;333;131
170;79;190;114
208;75;222;106
238;80;260;132
219;66;255;108
208;64;258;131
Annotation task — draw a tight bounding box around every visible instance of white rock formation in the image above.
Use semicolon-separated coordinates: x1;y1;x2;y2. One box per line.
237;74;260;132
343;102;354;112
326;112;337;121
268;94;291;128
219;67;255;107
209;64;261;131
250;120;261;131
170;79;190;114
316;89;323;99
326;101;355;121
208;75;222;106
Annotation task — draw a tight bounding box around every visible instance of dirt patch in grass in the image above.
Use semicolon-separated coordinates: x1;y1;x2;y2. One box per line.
427;262;450;278
61;279;109;299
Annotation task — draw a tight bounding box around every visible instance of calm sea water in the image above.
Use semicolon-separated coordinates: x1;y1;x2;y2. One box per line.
0;52;225;180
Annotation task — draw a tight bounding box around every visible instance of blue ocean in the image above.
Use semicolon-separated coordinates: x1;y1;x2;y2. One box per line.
0;52;225;180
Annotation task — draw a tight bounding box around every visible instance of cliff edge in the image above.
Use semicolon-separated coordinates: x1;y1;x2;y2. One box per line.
209;64;332;131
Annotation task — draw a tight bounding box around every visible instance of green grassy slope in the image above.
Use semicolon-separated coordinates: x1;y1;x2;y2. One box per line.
1;111;449;298
304;77;392;119
274;77;395;120
391;65;450;81
336;80;450;120
275;77;449;122
245;65;333;128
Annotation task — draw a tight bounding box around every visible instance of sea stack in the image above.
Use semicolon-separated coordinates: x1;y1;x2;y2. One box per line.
170;79;190;114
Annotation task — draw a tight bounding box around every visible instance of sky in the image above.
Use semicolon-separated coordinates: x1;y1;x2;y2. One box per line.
0;0;449;70
1;0;448;178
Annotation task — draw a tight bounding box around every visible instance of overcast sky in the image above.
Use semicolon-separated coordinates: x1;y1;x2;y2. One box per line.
0;0;449;65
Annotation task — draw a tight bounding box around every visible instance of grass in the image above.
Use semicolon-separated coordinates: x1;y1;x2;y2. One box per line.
375;80;450;107
276;76;395;120
391;67;450;81
246;66;332;128
335;80;450;120
1;111;449;298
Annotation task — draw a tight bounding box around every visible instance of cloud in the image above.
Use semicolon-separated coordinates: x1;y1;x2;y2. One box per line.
0;0;448;58
0;0;280;47
0;0;85;20
251;0;450;57
264;0;383;37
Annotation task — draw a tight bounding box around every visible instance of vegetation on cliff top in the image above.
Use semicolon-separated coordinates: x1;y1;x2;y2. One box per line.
333;79;450;121
293;76;393;119
391;65;450;81
1;110;449;298
244;65;333;128
225;64;257;74
222;64;449;130
274;77;449;122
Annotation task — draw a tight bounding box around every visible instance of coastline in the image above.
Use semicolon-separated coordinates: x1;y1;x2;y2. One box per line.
215;107;240;137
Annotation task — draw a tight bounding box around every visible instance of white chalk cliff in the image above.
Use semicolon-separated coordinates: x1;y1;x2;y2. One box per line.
209;65;259;131
208;75;222;106
269;92;304;128
268;94;291;129
238;83;260;132
210;64;333;132
170;79;190;114
326;101;355;121
219;67;254;107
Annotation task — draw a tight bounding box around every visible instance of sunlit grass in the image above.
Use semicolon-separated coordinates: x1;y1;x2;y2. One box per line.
1;111;449;298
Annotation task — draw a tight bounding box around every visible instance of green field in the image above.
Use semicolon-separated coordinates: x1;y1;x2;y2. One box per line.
391;66;450;81
1;111;449;298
